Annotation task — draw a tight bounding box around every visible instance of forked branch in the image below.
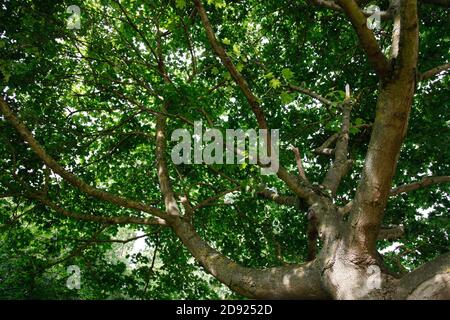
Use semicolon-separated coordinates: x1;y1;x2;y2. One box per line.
322;95;353;196
390;176;450;196
27;193;167;226
193;0;268;129
193;0;319;204
419;63;450;81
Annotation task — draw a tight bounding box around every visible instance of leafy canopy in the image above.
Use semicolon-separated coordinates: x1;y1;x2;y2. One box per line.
0;0;448;299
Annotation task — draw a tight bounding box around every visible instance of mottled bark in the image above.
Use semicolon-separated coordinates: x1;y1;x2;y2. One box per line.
346;0;419;257
396;253;450;299
171;218;328;299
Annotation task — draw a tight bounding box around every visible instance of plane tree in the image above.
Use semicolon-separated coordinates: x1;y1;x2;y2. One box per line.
0;0;449;299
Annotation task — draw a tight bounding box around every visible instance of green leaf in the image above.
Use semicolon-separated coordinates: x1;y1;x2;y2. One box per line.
336;90;346;100
270;78;281;89
282;68;294;80
280;92;294;104
175;0;186;9
355;118;364;126
212;67;220;75
222;38;231;45
233;44;241;56
214;0;226;9
326;119;341;132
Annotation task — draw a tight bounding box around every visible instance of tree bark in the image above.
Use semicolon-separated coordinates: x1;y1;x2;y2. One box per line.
171;218;329;299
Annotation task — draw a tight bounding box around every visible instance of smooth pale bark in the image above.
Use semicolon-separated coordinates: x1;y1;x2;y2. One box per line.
171;218;328;299
397;252;450;299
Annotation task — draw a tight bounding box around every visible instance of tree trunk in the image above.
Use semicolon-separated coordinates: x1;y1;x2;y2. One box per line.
172;195;450;299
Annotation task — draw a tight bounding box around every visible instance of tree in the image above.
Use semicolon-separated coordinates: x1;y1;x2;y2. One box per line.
0;0;449;299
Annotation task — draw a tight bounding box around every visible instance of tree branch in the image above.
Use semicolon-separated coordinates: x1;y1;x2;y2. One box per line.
193;0;268;129
257;189;297;207
154;32;181;221
396;252;450;299
314;133;339;156
288;84;334;107
291;147;310;183
335;0;391;78
390;0;401;59
311;0;342;11
45;226;107;269
112;0;158;61
346;0;418;256
419;63;450;81
27;193;167;226
194;0;319;204
277;167;320;205
150;45;326;297
397;0;420;73
420;0;450;7
0;192;17;199
77;232;154;244
311;0;392;19
377;225;404;240
390;176;450;196
339;175;450;214
322;98;353;196
193;187;241;210
0;97;166;220
171;218;328;299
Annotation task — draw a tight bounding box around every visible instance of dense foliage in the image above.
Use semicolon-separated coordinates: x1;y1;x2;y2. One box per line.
0;0;448;299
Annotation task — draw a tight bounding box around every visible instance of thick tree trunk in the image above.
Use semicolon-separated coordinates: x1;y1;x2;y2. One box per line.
171;0;450;298
171;218;329;299
172;200;449;299
346;78;416;258
172;68;442;299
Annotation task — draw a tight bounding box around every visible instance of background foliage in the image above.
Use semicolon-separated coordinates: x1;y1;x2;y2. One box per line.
0;0;448;299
